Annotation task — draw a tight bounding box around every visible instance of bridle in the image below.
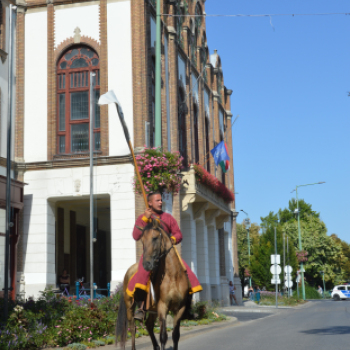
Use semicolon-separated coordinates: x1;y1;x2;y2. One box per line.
146;226;174;269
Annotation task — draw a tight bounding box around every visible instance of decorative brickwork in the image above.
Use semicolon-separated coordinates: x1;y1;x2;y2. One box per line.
99;0;109;156
47;3;55;160
131;0;149;261
15;8;26;162
54;36;100;64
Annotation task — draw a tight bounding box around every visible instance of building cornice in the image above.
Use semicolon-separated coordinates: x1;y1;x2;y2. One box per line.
16;155;133;172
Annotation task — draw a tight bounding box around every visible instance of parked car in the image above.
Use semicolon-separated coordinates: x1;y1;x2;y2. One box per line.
331;285;350;301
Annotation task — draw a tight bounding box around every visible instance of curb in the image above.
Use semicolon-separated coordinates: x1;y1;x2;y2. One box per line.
122;317;238;350
45;318;238;350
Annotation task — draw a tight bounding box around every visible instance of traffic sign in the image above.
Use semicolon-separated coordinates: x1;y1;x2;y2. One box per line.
270;265;281;275
285;280;293;288
271;279;281;284
285;274;292;282
284;265;293;274
270;255;280;265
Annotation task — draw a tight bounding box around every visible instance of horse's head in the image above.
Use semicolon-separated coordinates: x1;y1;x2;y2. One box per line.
141;219;165;271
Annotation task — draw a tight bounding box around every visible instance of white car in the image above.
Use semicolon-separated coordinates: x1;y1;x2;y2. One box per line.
331;285;350;301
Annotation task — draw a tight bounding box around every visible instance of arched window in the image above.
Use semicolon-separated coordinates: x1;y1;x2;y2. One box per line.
151;57;156;147
205;116;210;172
178;87;188;166
57;45;100;154
193;103;199;163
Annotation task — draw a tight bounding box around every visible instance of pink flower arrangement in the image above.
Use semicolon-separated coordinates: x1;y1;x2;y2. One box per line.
193;164;235;203
134;148;183;195
296;250;308;263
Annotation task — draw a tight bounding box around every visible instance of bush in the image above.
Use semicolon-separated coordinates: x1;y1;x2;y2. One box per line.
0;288;121;350
305;284;322;299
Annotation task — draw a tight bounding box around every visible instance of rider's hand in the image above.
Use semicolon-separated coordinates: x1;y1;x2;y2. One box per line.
144;208;152;219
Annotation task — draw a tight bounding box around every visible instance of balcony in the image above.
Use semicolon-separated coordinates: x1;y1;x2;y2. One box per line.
180;165;232;228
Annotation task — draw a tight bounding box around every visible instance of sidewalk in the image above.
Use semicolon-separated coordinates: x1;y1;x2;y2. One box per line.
219;299;312;314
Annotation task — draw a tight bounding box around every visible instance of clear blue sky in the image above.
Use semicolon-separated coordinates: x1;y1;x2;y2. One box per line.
205;1;350;242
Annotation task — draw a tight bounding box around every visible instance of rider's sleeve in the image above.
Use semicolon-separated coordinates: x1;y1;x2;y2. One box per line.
132;215;149;241
169;215;183;245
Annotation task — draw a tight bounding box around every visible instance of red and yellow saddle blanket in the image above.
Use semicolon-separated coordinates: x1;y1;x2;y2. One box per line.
126;255;203;298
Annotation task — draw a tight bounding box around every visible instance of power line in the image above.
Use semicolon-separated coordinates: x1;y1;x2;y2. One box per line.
163;12;350;18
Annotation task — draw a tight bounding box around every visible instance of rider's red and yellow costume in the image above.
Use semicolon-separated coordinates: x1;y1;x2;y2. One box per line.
126;212;203;297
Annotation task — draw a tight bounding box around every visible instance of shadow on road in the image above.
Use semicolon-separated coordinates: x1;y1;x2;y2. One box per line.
301;326;350;335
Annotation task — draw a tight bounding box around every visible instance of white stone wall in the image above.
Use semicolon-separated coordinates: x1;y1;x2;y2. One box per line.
107;0;134;157
24;8;48;163
55;2;100;46
22;163;136;298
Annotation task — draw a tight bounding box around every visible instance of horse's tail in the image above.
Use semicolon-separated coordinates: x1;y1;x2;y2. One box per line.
115;294;128;349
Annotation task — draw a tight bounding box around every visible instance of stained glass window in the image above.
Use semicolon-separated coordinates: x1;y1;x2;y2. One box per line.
57;45;100;154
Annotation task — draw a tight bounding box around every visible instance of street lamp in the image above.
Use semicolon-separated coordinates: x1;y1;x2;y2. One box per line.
291;181;325;300
320;271;326;299
240;210;251;287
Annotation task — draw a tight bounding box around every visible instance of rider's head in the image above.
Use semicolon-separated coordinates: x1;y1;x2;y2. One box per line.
147;192;163;213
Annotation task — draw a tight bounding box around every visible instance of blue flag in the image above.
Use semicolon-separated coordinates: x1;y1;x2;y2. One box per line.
210;141;230;172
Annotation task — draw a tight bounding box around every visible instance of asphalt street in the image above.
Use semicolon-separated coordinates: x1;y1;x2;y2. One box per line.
143;300;350;350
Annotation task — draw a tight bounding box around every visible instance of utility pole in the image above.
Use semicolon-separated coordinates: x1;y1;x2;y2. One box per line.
283;232;285;295
155;0;162;147
287;235;289;298
274;226;278;308
292;181;325;301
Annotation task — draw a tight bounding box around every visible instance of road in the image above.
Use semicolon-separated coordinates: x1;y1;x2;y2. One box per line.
144;300;350;350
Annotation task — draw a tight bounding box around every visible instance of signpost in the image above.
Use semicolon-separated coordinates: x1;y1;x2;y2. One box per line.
270;251;280;309
284;265;293;296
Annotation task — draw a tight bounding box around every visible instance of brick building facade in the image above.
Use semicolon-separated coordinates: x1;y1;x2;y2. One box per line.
1;0;241;305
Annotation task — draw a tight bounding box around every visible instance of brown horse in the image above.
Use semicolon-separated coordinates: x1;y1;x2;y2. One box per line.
115;219;190;350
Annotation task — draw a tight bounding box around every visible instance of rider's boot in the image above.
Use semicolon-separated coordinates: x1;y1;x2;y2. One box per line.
134;301;145;321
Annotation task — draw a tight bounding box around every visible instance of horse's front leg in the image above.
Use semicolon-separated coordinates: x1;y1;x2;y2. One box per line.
157;302;168;350
146;312;160;350
172;306;186;350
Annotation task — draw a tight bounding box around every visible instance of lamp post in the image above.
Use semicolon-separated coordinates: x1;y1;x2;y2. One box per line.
291;181;325;300
320;271;326;299
240;210;251;287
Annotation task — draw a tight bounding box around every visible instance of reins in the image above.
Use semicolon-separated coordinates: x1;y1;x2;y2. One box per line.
151;226;174;264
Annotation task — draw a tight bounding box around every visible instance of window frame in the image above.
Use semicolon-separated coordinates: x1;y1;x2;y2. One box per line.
56;45;100;155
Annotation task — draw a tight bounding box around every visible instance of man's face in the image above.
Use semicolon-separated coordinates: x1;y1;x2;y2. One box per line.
149;194;163;212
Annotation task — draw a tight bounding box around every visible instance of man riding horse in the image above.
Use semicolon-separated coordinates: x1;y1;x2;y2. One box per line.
127;191;203;320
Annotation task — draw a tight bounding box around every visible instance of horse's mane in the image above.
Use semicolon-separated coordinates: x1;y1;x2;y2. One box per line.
143;220;164;233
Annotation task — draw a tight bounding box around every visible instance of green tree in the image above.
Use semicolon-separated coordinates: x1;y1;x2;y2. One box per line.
237;222;260;284
250;225;298;290
283;214;344;286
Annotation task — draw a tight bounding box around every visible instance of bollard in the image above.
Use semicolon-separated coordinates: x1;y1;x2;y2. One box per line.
76;281;80;300
107;283;110;297
93;283;97;299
